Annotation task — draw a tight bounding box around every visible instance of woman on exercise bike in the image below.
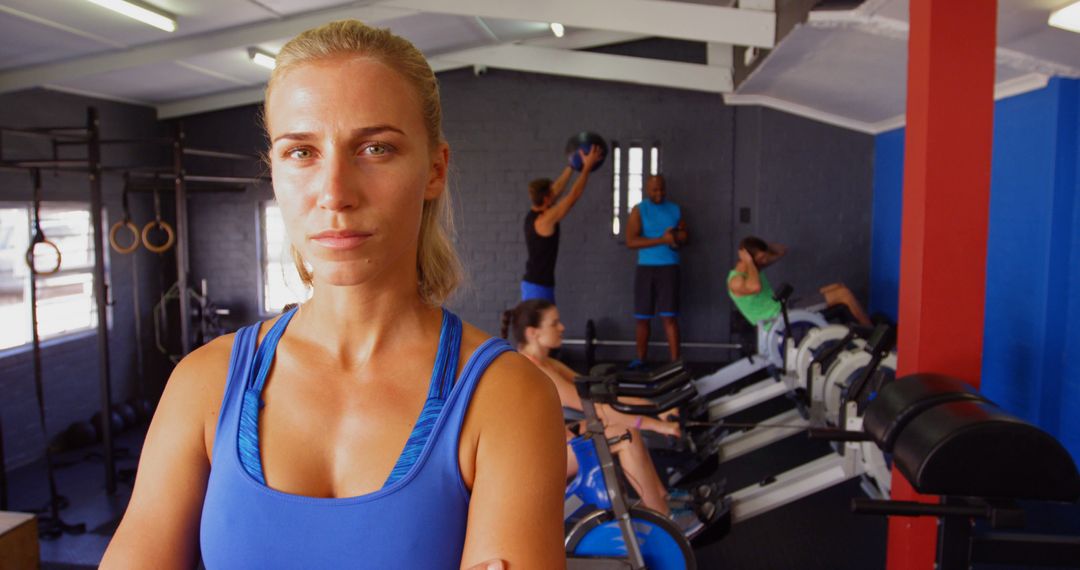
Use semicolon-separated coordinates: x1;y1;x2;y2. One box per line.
502;299;690;521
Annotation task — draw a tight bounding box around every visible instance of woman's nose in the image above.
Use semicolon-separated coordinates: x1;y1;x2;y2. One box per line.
315;153;360;211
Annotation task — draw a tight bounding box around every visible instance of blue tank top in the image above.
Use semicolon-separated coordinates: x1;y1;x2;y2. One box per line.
637;199;681;266
200;308;512;569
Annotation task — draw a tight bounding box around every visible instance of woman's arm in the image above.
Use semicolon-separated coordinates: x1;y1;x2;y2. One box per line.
100;336;231;569
547;359;678;436
460;353;567;569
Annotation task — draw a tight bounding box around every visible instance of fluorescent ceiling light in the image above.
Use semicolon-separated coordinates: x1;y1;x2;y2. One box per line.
248;48;277;70
83;0;176;32
550;22;565;38
1049;1;1080;33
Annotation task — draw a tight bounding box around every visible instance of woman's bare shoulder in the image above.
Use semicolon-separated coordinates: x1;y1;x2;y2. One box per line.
458;320;560;411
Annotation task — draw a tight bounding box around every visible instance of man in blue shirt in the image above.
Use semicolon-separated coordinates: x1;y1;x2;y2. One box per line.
625;175;688;368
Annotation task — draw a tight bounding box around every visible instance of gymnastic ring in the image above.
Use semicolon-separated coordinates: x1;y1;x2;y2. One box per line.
141;220;175;254
25;240;62;275
109;221;141;254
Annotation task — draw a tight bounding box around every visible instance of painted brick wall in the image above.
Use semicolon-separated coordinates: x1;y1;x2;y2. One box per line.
733;106;876;309
177;40;874;363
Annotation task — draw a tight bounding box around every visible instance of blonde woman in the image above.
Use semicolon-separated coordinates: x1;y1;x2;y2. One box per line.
102;20;565;569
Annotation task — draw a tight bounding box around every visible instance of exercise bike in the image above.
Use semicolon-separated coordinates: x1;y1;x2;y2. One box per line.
564;369;730;569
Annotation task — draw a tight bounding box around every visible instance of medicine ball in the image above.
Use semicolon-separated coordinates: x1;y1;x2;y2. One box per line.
91;410;127;435
565;132;608;172
116;403;138;431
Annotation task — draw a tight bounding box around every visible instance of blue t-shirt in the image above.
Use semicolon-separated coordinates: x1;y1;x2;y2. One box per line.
637;199;681;266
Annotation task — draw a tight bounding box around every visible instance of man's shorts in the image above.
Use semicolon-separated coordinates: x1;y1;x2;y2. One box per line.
634;265;679;319
521;280;556;303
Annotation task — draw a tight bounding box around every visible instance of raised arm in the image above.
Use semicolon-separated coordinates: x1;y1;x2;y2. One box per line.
624;206;676;250
761;242;787;265
100;336;231;569
729;248;763;296
459;353;567;569
535;145;603;234
547;167;573;201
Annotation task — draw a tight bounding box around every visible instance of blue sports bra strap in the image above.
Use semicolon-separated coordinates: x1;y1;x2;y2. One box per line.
438;312;463;400
457;338;513;387
427;309;451;400
249;307;298;391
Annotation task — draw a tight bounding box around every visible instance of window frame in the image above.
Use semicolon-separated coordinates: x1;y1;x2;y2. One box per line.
0;200;107;355
609;141;662;238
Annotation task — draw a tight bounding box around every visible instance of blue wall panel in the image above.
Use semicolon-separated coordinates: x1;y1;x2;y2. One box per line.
869;129;904;321
870;78;1080;460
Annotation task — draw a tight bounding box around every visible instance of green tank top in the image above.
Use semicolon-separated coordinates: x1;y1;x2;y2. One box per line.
727;269;781;326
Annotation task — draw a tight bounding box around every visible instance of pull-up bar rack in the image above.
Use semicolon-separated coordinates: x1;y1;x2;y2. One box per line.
0;112;266;503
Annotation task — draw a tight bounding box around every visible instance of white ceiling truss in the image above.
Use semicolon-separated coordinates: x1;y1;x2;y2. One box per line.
0;0;1078;131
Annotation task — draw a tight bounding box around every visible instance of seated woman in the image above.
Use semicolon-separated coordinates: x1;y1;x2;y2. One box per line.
502;299;681;517
728;236;872;328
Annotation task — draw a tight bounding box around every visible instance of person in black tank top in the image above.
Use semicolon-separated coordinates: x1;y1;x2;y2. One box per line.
521;145;604;302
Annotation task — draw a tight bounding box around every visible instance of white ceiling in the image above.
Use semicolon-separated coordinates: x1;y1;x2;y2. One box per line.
729;0;1080;132
0;0;1078;132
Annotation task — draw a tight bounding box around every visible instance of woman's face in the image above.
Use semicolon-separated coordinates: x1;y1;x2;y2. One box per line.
266;56;448;288
530;307;565;351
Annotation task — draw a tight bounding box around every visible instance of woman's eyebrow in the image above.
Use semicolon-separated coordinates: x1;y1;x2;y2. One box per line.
271;125;406;146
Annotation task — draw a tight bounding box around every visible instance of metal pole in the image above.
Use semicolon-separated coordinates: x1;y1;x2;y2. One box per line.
581;397;646;569
182;147;259;161
173;122;192;356
562;338;741;349
88;107;117;494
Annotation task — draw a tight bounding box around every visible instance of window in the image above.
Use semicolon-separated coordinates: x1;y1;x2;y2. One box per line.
260;201;311;314
627;146;644;211
0;203;100;351
610;142;662;236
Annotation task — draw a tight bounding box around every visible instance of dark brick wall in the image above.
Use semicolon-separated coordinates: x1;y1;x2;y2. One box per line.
176;59;874;365
440;66;738;355
732;106;875;306
0;89;166;470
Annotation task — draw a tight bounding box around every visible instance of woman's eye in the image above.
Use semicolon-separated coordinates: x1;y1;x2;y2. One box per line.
363;143;391;156
287;147;312;160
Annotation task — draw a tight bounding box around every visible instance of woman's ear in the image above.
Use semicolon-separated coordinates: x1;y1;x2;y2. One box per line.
424;142;450;200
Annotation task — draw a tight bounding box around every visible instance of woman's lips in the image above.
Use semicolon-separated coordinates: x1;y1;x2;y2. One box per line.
310;230;371;250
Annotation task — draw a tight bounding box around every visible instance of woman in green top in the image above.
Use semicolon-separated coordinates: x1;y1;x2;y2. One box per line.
727;236;871;327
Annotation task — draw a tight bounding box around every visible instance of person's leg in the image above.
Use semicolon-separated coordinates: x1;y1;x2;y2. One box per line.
657;265;681;361
609;426;669;516
565;428;579;480
633;266;654;364
820;282;871;326
635;320;650;362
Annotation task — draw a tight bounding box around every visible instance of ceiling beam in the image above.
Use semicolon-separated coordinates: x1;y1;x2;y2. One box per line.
155;57;468;119
156;29;674;119
0;4;413;94
378;0;776;49
432;44;732;93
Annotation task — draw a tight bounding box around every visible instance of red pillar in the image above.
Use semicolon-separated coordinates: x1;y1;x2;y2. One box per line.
890;0;997;568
